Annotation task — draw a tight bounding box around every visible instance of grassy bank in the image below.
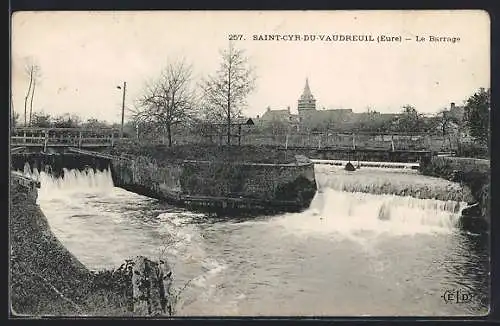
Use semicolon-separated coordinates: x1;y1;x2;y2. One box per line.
107;143;296;164
10;181;132;316
420;156;490;219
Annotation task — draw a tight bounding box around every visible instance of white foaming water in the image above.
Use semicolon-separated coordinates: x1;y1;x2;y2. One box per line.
18;164;488;316
27;163;466;246
155;211;230;314
38;168;115;197
271;186;466;240
30;165;228;313
313;164;472;203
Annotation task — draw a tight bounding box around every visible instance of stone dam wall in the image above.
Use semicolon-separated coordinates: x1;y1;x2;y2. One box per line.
11;151;318;214
111;155;317;214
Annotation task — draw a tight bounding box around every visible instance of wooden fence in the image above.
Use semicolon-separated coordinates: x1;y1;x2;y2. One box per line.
10;127;122;150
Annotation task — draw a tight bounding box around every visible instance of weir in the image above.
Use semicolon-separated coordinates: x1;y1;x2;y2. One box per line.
14;156;489;317
12;148;318;215
32;165;467;234
311;159;419;170
11;144;480;232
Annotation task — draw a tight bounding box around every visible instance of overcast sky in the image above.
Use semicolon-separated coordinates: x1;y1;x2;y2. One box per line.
11;10;489;123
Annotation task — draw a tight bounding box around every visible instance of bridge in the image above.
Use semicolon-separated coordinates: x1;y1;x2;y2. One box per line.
10;127;121;152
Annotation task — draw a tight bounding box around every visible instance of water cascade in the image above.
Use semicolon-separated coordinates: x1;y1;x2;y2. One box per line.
18;164;487;316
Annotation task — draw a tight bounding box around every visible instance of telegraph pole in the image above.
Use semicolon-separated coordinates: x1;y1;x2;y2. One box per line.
118;81;127;138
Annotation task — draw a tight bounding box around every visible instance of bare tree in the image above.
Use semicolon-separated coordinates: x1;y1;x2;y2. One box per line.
29;77;37;126
202;44;256;145
23;59;41;126
134;60;196;147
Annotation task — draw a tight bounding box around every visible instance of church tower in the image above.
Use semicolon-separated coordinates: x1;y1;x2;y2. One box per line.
297;78;316;112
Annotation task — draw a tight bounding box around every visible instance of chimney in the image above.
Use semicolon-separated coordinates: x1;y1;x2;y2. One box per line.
267;106;271;112
450;102;455;110
287;106;291;113
256;115;259;119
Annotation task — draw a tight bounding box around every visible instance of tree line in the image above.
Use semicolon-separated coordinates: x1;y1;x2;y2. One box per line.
14;48;489;151
15;44;256;147
12;111;121;130
129;44;256;147
260;89;489;146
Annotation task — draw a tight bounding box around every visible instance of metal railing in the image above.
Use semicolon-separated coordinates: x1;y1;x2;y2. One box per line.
137;132;455;152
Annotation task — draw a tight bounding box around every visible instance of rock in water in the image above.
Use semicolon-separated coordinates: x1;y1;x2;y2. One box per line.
459;202;488;233
461;202;481;218
345;162;356;171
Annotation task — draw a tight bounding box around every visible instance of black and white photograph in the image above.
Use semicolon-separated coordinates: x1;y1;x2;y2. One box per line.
9;10;490;317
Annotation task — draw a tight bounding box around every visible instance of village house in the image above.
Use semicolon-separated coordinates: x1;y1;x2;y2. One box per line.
257;78;398;132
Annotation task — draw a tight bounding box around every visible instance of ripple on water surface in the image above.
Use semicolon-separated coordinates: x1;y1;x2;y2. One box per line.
32;167;489;316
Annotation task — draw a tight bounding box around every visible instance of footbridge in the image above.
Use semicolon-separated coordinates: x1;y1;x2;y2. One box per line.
10;127;121;153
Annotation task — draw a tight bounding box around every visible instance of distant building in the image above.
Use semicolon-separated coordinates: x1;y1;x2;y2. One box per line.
259;78;397;132
260;106;294;123
297;78;316;112
447;102;471;139
449;102;465;121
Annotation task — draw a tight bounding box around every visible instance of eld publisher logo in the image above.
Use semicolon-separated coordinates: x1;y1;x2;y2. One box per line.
441;289;475;304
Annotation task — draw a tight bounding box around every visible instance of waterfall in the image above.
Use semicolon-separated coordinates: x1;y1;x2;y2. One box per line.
19;163;114;199
271;166;469;237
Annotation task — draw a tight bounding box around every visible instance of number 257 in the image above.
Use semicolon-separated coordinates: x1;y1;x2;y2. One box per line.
228;34;243;41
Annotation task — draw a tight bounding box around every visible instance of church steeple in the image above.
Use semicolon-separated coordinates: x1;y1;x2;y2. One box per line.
298;78;316;111
302;78;312;99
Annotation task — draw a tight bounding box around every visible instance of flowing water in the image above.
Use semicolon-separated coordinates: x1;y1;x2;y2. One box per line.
23;163;489;316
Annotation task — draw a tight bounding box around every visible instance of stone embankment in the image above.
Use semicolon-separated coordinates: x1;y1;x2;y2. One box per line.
419;156;490;232
10;172;174;316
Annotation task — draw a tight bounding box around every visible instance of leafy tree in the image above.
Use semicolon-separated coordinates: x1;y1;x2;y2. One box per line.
464;87;490;146
391;105;424;132
202;44;256;145
52;113;82;128
11;111;20;128
30;111;52;128
435;108;460;136
82;118;111;130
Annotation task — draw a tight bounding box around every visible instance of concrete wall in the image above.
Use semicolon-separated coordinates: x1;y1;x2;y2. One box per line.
111;155;317;212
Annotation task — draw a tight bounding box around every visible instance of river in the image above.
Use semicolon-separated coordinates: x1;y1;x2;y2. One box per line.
27;164;489;316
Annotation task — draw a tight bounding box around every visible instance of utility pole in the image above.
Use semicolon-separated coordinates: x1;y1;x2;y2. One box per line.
117;81;127;138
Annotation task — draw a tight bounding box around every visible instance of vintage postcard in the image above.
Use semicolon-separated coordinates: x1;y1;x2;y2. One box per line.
10;10;490;317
